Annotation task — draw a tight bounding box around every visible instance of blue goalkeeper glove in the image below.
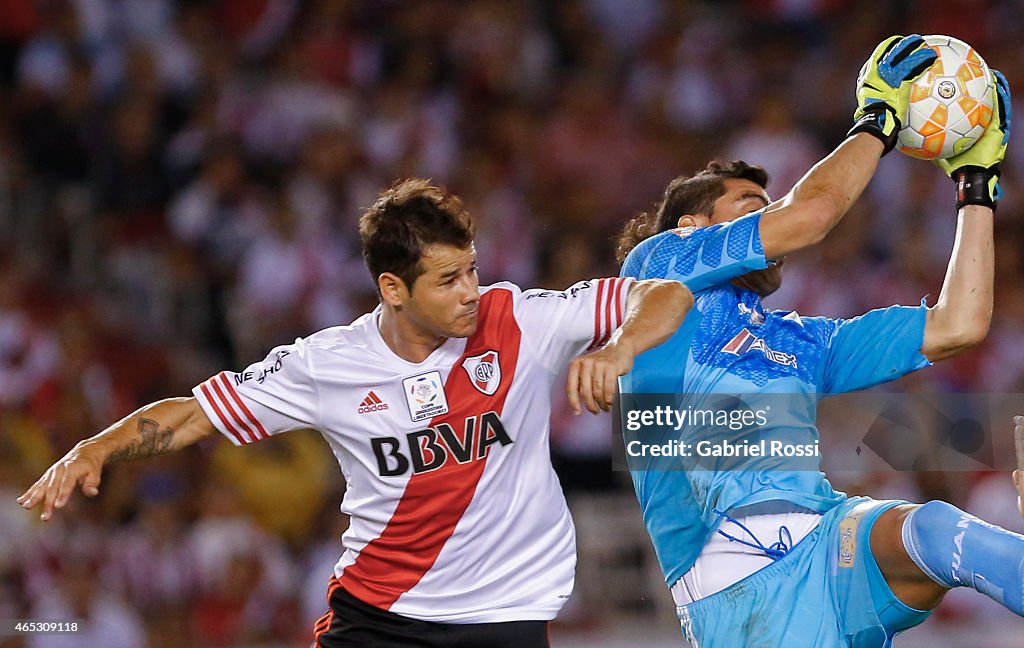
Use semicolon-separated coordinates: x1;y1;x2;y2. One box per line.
849;35;938;154
935;70;1012;210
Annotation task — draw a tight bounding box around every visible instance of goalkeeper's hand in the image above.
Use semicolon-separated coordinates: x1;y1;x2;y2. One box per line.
935;70;1011;210
849;35;938;154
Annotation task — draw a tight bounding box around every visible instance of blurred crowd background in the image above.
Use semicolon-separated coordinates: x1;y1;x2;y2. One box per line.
3;0;1024;646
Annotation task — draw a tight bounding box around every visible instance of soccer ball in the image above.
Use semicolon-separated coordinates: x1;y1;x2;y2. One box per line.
897;35;994;160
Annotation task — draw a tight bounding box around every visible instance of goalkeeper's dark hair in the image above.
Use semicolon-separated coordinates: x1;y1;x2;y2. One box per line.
615;160;769;264
360;178;474;293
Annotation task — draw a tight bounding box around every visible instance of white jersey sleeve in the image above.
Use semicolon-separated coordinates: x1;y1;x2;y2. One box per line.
192;339;319;445
514;277;634;372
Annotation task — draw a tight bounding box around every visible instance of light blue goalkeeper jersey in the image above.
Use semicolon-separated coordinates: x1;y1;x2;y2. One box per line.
619;210;930;586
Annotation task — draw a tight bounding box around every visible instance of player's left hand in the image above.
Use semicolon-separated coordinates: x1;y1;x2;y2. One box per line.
935;70;1011;210
850;34;938;154
17;441;106;521
567;340;634;415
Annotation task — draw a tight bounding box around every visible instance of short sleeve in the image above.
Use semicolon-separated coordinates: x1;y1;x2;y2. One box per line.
193;340;319;445
818;304;931;394
514;277;634;372
620;210;768;293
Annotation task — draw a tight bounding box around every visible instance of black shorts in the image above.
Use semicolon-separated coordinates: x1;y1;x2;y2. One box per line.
313;583;551;648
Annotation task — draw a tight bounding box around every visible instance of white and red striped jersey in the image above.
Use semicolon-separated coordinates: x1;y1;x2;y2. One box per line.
193;278;633;623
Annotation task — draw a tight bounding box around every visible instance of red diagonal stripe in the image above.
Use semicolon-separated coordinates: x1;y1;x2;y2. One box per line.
219;372;269;440
338;289;521;609
369;391;382;405
200;382;247;444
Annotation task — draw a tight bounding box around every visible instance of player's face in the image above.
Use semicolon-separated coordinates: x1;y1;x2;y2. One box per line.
406;244;481;339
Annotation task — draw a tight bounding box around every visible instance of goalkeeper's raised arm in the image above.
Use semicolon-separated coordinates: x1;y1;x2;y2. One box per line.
756;35;939;259
920;70;1009;361
617;35;939;282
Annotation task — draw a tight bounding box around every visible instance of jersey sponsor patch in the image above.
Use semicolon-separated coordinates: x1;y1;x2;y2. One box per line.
357;391;389;414
721;329;798;368
403;371;449;422
462;350;501;396
371;411;513;477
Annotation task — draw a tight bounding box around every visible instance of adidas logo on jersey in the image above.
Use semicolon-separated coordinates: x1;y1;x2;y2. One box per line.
358;391;389;414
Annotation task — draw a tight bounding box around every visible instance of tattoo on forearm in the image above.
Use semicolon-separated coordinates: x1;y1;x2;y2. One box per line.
107;418;176;463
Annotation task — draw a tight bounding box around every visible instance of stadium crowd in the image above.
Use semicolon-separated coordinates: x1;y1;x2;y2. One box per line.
2;0;1024;646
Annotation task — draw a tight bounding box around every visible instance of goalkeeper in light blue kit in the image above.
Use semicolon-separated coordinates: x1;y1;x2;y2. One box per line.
614;35;1019;646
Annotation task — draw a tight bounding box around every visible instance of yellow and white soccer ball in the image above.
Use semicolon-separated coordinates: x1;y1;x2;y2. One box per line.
897;35;994;160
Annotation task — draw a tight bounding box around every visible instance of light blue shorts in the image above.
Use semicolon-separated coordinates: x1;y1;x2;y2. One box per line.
677;496;931;647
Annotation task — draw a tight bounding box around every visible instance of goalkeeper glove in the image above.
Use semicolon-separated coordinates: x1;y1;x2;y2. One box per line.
935;70;1012;210
849;35;938;154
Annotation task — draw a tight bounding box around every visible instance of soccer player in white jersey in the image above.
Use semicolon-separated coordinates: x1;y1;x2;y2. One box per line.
19;178;692;647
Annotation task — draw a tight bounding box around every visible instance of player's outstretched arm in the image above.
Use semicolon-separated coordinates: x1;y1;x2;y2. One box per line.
567;279;692;414
921;71;1009;361
757;35;937;259
17;397;217;521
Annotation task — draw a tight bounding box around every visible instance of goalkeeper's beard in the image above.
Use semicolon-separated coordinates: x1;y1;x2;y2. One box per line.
731;259;784;297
